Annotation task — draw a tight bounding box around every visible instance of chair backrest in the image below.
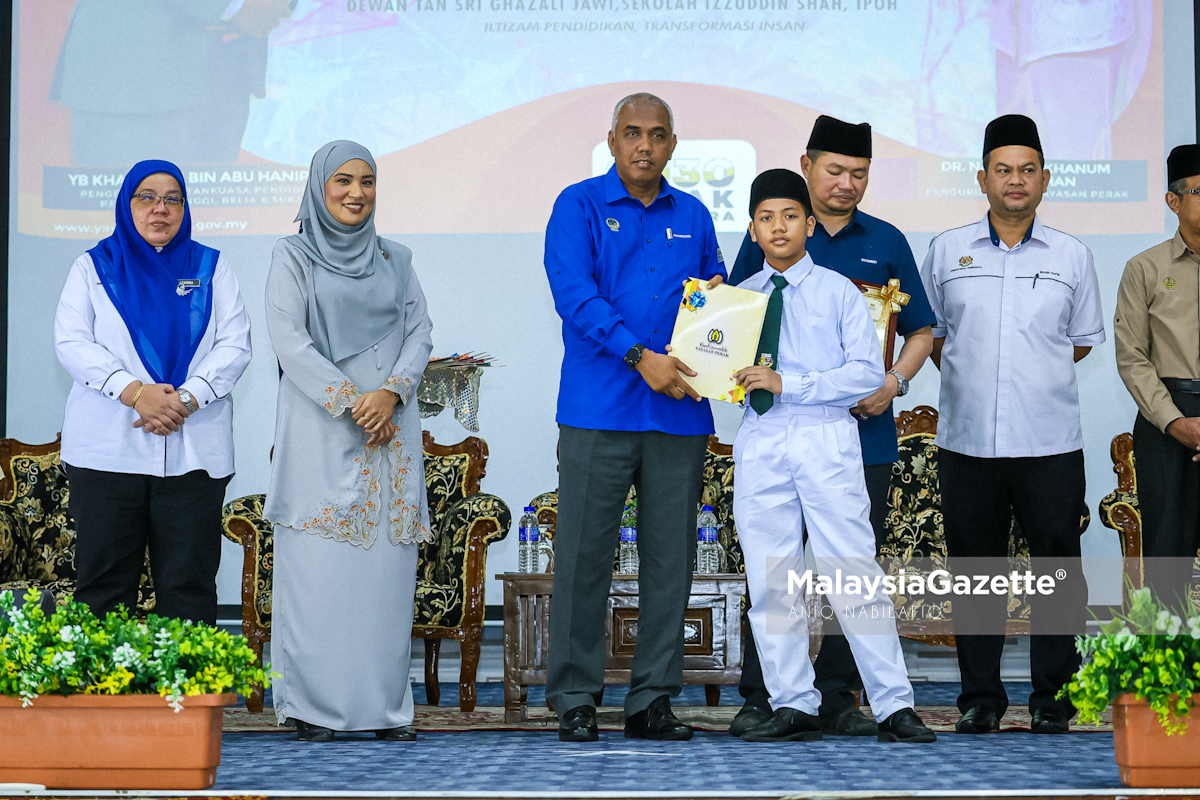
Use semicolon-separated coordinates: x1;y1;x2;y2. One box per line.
1;447;76;584
420;432;488;583
531;436;744;572
422;431;486;519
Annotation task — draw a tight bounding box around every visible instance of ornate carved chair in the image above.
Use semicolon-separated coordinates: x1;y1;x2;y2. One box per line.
0;437;155;612
1098;432;1200;610
222;432;512;713
876;406;1081;645
530;436;743;573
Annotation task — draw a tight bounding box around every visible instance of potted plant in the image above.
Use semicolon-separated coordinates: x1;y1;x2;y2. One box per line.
0;589;269;790
1065;586;1200;788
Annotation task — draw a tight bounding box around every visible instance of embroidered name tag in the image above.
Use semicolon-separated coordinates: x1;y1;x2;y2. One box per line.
176;279;201;296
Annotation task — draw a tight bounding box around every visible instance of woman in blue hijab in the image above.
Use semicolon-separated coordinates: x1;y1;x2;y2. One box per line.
54;160;253;625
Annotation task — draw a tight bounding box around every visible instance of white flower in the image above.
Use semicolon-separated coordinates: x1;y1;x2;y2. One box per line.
112;643;141;668
1165;615;1183;637
50;650;76;669
1115;626;1136;651
58;625;82;643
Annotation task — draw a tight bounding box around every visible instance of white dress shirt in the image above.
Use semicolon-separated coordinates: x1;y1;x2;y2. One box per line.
54;252;252;478
739;252;884;420
920;214;1106;459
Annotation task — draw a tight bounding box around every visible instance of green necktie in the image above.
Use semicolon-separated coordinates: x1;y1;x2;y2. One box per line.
750;274;788;415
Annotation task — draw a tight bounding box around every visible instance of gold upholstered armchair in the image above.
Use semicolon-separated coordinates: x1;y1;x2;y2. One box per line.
1098;432;1200;609
222;432;512;713
0;436;155;611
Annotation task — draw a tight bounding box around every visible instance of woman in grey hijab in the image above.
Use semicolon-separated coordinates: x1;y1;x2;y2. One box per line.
264;140;434;742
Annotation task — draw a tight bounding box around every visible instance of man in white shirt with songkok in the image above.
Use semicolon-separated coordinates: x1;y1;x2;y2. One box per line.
920;115;1105;736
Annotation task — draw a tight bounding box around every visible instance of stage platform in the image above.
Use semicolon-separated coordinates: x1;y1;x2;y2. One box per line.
4;684;1192;799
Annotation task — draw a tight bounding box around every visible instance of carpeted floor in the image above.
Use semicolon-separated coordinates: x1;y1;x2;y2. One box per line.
212;730;1124;793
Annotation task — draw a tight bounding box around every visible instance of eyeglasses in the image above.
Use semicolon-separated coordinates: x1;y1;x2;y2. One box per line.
131;192;186;209
1176;188;1200;197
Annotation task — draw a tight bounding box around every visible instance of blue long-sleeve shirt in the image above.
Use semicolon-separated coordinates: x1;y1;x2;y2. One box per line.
730;210;935;463
544;166;726;434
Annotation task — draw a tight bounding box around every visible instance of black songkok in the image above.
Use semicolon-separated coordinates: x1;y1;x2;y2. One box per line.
1168;145;1200;185
806;115;872;159
982;114;1043;160
749;168;811;217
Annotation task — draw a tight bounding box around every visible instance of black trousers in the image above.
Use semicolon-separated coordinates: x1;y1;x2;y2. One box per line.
940;449;1087;718
1132;392;1200;614
546;425;708;717
738;462;892;714
66;464;231;626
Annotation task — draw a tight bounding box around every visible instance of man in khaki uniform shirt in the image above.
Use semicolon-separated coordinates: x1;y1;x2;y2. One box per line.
1114;144;1200;612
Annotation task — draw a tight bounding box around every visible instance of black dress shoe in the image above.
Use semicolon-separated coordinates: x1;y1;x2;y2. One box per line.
955;706;1000;734
739;707;823;742
819;707;878;736
375;725;417;741
1030;709;1070;734
558;706;599;742
625;696;694;741
292;718;334;742
877;708;937;743
728;703;774;738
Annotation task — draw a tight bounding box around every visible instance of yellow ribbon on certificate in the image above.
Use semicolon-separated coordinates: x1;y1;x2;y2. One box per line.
668;278;770;406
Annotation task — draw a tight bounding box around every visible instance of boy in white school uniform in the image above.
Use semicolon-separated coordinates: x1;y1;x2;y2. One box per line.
732;169;936;744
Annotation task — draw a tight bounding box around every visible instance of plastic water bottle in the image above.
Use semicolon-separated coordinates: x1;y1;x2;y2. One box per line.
618;504;639;575
518;507;540;573
696;505;721;574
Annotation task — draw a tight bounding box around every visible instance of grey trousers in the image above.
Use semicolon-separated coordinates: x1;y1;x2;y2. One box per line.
547;425;708;717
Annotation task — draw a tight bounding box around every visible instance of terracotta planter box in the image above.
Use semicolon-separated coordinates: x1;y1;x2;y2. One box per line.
1113;693;1200;788
0;692;233;789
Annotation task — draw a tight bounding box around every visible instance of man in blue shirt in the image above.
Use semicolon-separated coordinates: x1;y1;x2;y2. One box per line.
543;93;726;743
728;116;936;739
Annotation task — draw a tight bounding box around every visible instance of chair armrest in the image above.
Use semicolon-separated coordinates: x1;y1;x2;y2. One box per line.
447;492;512;548
221;495;273;637
446;493;511;630
0;504;28;584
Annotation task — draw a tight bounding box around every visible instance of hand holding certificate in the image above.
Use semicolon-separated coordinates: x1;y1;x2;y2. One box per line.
668;278;770;406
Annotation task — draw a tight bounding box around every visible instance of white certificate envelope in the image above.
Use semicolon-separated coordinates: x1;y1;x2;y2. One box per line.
668;278;770;406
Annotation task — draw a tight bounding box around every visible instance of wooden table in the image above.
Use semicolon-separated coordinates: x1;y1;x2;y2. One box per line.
498;572;747;722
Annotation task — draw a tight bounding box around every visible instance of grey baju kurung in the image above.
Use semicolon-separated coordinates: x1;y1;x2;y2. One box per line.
264;235;434;731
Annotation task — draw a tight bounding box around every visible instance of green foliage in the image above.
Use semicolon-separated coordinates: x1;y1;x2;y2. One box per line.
0;589;270;711
1064;586;1200;734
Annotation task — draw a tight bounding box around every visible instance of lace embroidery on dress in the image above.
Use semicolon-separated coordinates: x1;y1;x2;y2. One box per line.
324;379;360;418
387;436;432;545
383;374;414;407
298;445;384;549
283;436;429;549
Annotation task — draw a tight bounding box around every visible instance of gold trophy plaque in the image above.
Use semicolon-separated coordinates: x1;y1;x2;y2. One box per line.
851;278;910;371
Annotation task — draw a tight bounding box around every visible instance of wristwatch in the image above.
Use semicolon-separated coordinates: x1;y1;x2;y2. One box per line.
887;370;910;397
177;388;200;415
624;343;646;370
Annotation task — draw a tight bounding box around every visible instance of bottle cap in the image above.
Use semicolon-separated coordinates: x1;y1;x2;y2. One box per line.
524;506;536;512
701;505;713;511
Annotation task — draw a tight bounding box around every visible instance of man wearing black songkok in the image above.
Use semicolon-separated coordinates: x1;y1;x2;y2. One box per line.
729;115;936;738
1114;144;1200;615
920;114;1105;735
